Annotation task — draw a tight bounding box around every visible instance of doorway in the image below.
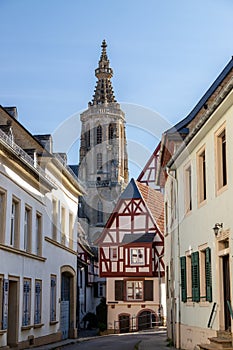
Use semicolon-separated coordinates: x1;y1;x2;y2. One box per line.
119;314;130;333
138;310;156;330
222;254;231;331
7;279;19;347
61;273;71;339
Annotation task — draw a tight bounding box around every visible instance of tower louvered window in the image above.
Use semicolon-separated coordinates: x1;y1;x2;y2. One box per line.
96;125;102;144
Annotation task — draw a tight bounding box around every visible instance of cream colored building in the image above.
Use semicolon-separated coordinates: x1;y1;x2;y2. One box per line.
0;106;84;349
162;58;233;349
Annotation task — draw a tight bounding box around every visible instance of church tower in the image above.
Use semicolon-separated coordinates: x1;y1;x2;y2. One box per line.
78;40;128;244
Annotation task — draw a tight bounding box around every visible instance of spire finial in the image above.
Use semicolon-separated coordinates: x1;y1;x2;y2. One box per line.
90;40;117;105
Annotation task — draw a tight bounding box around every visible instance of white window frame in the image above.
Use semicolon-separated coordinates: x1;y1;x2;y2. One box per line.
130;248;145;265
126;280;143;301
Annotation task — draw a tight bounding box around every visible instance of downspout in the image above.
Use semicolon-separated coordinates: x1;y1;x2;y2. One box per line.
166;167;181;349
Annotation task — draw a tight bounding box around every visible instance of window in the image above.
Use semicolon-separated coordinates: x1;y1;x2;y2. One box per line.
110;247;118;260
97;153;102;171
97;200;103;224
69;212;73;249
0;189;6;243
126;281;143;301
24;206;32;252
61;206;66;244
50;275;56;322
34;280;42;325
1;279;8;330
22;279;31;326
130;248;144;265
99;283;104;297
184;165;192;213
52;199;57;240
109;124;114;144
10;197;20;248
197;148;207;203
115;280;153;301
86;128;90;148
96;125;102;144
36;212;42;255
216;127;227;190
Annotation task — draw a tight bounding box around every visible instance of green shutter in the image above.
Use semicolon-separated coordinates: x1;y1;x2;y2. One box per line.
180;256;187;302
191;252;200;302
205;247;212;302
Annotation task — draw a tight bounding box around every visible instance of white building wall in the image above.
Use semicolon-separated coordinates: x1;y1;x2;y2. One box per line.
166;89;233;349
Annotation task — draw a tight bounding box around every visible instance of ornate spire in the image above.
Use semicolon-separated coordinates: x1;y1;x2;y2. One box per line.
90;40;116;105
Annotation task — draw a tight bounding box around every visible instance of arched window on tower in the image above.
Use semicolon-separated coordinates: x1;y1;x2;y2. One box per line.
96;125;102;144
109;124;114;144
97;200;103;224
86;127;90;149
97;153;102;172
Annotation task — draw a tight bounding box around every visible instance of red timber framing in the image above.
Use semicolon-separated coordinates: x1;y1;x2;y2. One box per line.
97;179;164;278
137;143;160;188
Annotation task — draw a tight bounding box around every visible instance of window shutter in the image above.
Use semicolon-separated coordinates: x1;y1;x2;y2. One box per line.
144;280;153;301
115;280;124;301
191;252;200;302
180;256;187;302
205;247;212;302
2;279;9;330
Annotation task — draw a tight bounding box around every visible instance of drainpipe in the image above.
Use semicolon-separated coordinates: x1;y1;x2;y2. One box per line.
157;253;164;325
166;167;181;349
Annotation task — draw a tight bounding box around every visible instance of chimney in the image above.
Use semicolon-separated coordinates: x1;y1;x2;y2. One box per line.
4;107;18;120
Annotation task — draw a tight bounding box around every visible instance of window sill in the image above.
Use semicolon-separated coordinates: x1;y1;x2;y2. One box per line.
199;301;210;307
50;320;59;325
34;323;44;329
198;199;207;209
0;329;7;335
216;184;228;197
21;325;34;331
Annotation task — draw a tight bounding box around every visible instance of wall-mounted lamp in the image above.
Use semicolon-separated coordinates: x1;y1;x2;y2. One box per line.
212;223;223;236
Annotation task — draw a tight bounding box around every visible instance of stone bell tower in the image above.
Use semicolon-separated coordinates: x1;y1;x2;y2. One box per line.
78;40;128;244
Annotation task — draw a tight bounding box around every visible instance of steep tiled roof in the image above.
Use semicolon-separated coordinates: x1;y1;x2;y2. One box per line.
136;180;164;233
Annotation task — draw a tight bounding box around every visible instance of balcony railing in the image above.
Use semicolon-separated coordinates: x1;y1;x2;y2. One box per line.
0;128;51;182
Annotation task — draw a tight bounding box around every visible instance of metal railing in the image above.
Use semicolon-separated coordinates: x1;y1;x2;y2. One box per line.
0;128;50;182
207;302;217;328
114;312;162;334
227;300;233;319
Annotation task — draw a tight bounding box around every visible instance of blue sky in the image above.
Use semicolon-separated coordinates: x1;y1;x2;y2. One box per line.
1;0;233;177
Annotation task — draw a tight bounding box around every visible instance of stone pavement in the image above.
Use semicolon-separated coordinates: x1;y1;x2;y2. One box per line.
25;328;176;350
138;330;176;349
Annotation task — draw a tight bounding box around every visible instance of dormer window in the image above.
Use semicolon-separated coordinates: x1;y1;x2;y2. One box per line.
130;248;144;265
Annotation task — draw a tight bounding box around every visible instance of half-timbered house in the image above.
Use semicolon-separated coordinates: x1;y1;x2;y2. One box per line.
97;178;165;333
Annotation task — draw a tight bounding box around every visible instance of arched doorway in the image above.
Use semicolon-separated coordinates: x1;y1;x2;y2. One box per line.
60;266;76;339
119;314;130;333
137;310;156;331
